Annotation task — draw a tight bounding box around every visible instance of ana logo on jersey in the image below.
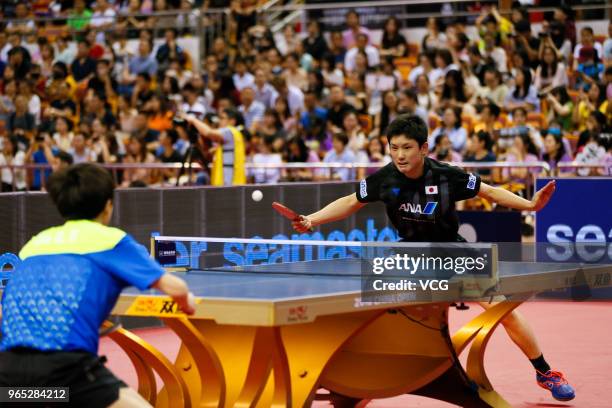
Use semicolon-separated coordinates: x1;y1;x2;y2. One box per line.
398;201;438;215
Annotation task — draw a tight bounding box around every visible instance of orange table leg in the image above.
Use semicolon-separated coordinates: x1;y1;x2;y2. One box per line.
452;300;522;408
162;317;226;408
321;304;454;399
102;321;191;408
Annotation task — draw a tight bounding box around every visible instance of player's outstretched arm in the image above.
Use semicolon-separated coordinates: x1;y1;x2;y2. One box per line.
293;193;366;232
152;274;196;315
477;180;556;211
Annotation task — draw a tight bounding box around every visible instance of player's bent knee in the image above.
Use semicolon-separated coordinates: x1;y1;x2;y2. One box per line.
109;387;153;408
477;301;524;327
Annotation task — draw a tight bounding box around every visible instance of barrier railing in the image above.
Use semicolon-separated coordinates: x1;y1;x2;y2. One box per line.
0;162;204;192
243;161;551;171
557;162;611;176
0;160;563;192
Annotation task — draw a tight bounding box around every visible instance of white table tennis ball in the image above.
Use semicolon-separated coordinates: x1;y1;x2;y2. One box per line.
251;189;263;202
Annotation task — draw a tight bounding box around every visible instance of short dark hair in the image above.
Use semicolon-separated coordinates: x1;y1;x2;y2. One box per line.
223;107;245;127
468;45;481;57
485;101;501;118
342;109;357;121
270;76;287;90
332;132;349;146
47;163;115;220
56;151;74;165
385;114;428;146
435;49;453;67
96;59;110;67
182;83;197;93
590;110;607;128
402;89;417;102
485;67;501;81
515;19;531;33
512;106;527;117
356;33;368;42
55;116;73;131
166;128;179;144
473;130;493;151
137;72;151;82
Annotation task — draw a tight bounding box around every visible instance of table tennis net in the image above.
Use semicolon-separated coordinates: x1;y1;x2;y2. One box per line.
151;236;499;279
153;236;369;275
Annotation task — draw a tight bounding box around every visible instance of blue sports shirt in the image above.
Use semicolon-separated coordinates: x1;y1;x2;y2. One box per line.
0;220;165;354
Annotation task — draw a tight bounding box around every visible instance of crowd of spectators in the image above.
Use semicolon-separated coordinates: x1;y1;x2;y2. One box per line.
0;1;611;192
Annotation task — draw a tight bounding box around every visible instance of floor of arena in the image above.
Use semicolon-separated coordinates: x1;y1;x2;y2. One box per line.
100;301;612;408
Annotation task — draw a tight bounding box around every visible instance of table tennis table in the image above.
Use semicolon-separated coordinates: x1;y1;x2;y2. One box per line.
102;238;612;408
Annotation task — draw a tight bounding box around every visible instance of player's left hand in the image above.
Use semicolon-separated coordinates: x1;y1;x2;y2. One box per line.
530;180;556;211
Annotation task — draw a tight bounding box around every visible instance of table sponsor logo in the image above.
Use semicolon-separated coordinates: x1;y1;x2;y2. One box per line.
287;305;309;322
126;297;186;316
565;272;611;288
156;241;177;264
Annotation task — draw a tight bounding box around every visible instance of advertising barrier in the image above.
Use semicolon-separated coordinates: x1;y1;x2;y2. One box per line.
0;183;522;264
536;178;612;264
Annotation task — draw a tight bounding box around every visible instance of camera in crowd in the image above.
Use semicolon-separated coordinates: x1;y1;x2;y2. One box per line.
494;126;531;150
172;115;200;144
496;126;530;139
537;90;550;98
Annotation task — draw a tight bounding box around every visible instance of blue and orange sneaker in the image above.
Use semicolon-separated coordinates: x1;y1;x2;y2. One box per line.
536;370;575;401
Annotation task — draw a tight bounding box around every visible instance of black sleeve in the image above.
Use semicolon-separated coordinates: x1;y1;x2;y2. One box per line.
355;169;385;203
447;166;481;202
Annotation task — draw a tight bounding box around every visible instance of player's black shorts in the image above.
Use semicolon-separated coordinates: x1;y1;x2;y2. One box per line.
0;348;126;408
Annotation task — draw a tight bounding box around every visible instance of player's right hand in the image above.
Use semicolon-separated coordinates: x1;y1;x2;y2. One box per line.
179;292;196;315
292;215;312;233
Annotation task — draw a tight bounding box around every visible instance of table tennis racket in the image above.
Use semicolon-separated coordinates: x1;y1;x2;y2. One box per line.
272;202;313;232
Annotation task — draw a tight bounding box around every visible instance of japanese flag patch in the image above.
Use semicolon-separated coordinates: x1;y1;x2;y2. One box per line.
425;185;438;195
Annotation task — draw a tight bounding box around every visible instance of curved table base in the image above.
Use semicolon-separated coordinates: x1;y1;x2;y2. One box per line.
105;300;519;407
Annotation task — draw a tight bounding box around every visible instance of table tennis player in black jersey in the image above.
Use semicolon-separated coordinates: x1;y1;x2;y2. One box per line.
292;114;574;402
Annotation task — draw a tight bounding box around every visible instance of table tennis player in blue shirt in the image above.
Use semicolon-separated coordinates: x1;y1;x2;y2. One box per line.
292;114;575;402
0;163;196;407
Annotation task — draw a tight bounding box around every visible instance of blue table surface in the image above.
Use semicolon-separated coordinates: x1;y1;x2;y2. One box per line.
126;259;604;301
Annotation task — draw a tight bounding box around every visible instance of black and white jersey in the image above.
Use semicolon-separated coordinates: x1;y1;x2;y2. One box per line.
356;158;482;242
